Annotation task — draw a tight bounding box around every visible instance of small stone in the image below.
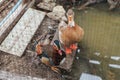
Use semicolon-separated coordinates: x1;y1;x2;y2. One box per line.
8;5;11;8
2;11;6;17
47;6;67;21
37;2;56;11
77;49;81;53
43;39;50;45
94;52;100;56
76;57;79;60
48;26;53;29
11;3;14;7
52;5;66;14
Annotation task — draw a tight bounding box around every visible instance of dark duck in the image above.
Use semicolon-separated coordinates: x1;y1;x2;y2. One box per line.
35;40;66;73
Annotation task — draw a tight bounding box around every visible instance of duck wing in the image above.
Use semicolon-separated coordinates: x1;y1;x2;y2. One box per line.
75;24;84;41
42;45;54;58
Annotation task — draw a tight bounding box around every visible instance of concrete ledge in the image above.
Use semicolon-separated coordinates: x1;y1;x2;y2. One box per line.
0;1;26;43
0;8;46;57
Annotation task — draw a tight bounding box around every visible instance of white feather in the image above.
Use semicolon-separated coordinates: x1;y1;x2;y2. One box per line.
60;58;66;65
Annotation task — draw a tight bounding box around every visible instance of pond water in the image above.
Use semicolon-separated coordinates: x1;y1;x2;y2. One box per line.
69;3;120;80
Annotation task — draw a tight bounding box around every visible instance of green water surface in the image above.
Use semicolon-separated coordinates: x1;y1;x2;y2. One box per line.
70;3;120;80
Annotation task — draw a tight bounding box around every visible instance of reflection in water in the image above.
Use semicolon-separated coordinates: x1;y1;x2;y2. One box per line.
69;3;120;80
109;64;120;69
89;60;101;65
110;56;120;61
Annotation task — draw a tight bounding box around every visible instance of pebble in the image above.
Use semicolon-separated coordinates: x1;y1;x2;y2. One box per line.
94;52;100;56
109;64;120;69
76;57;79;60
89;60;101;65
110;56;120;61
48;26;53;29
77;49;81;53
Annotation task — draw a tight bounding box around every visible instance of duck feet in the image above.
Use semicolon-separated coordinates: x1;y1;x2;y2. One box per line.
51;66;61;74
65;47;72;54
70;44;77;50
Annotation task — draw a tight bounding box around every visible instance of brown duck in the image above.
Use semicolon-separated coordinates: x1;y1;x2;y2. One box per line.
59;9;84;54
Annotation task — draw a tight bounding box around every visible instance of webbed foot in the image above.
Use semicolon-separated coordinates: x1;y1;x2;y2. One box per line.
51;66;61;74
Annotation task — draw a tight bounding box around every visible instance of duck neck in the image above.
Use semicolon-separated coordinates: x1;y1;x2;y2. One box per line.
68;20;75;27
68;16;75;27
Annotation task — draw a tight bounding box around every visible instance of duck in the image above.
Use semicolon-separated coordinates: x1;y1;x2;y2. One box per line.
59;9;84;54
35;40;66;74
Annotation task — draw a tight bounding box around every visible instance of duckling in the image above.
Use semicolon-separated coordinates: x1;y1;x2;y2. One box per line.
59;9;84;54
35;40;66;74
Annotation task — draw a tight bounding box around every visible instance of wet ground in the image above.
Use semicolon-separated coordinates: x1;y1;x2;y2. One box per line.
69;3;120;80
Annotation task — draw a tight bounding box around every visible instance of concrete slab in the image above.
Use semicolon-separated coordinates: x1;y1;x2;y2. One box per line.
0;70;46;80
80;73;102;80
0;8;46;57
0;1;27;43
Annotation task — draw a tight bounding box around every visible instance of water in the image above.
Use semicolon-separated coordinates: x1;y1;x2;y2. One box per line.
69;3;120;80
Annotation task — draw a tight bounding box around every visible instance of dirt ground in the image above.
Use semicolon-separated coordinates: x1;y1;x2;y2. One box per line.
0;16;64;80
0;0;17;22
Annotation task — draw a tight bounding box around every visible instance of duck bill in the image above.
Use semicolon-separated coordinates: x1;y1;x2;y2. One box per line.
58;50;62;55
68;15;75;27
68;16;73;22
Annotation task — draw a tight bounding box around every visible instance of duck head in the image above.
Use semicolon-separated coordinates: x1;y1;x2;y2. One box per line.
67;9;75;27
36;42;43;55
53;40;63;55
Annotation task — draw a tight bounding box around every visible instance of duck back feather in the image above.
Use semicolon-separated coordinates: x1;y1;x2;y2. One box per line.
59;23;84;47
